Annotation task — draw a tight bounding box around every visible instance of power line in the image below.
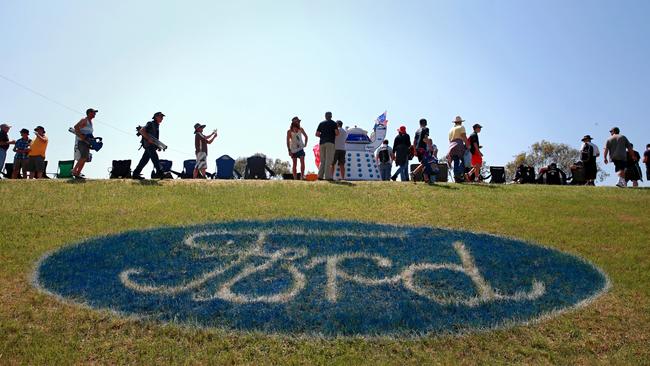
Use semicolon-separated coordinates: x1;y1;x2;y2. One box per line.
0;73;192;156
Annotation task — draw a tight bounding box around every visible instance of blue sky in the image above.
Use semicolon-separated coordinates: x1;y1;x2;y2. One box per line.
1;0;648;185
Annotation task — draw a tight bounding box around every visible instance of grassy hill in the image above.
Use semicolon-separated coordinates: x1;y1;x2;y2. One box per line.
1;180;648;364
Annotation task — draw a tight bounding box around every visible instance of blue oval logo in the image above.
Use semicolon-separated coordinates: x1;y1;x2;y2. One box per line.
34;220;609;337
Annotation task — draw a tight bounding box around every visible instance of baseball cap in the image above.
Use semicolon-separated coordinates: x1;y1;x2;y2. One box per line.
20;128;29;134
86;108;98;115
473;123;483;129
609;127;620;133
398;126;406;133
153;112;165;119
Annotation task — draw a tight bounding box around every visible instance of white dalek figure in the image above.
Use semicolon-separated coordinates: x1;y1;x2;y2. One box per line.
334;112;388;181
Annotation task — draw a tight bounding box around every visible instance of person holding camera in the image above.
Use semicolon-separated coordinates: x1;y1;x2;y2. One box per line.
132;112;165;180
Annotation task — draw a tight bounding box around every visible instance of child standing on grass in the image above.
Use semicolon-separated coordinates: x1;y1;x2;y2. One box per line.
411;137;439;184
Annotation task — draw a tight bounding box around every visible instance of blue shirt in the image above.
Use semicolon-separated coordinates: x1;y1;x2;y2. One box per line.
13;138;31;159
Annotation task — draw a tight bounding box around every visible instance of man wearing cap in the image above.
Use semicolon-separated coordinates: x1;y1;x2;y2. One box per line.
0;123;16;175
193;123;217;178
448;116;470;182
315;111;339;180
603;127;633;188
71;108;98;179
132;112;165;179
27;126;48;179
11;128;31;179
466;123;483;182
391;125;411;181
580;135;600;186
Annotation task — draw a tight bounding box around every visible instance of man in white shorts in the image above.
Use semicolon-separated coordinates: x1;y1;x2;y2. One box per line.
194;123;217;178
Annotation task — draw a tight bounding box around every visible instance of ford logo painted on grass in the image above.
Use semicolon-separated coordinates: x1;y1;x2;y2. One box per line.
35;220;609;337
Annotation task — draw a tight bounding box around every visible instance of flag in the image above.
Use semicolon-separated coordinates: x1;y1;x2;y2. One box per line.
375;111;388;127
313;144;320;167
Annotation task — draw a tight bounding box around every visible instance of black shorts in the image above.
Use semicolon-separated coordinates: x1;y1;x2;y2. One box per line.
332;150;346;165
290;149;305;159
27;156;45;172
613;160;626;172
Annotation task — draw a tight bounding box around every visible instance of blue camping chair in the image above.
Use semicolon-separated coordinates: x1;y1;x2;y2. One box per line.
214;155;241;179
151;159;173;179
182;159;197;179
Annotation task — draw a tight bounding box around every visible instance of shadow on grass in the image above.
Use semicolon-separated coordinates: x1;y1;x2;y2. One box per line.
327;180;356;187
65;178;86;184
464;183;504;189
136;179;162;186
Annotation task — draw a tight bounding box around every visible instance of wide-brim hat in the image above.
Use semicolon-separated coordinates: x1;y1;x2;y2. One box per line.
20;128;29;134
453;116;465;123
0;123;11;129
291;116;301;123
194;123;206;130
581;135;593;141
34;125;45;133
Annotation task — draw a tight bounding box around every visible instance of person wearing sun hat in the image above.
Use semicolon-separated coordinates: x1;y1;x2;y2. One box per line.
27;125;48;179
447;116;469;182
580;134;600;186
0;123;16;175
193;122;217;178
390;125;411;181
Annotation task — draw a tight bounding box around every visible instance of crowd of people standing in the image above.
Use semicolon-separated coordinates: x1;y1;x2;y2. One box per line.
0;109;648;187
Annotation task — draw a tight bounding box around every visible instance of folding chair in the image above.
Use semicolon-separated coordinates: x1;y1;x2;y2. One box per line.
56;160;74;179
488;166;506;184
109;160;132;179
214;155;241;179
244;155;275;180
151;159;173;179
182;159;197;179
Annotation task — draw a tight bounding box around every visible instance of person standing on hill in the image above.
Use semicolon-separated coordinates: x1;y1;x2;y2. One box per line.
0;123;16;174
413;118;429;162
315;111;339;180
331;120;347;180
625;143;643;187
286;116;308;180
132;112;166;180
643;144;650;181
465;123;483;182
193;123;217;178
603;127;634;188
448;116;470;182
376;139;393;181
391;125;411;181
71;108;98;179
27;126;48;179
580;135;600;186
12;128;31;179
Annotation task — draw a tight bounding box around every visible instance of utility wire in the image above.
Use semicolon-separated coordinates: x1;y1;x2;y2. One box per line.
0;73;192;156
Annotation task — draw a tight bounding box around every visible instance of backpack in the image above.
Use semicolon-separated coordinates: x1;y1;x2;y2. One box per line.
581;143;593;162
378;148;390;163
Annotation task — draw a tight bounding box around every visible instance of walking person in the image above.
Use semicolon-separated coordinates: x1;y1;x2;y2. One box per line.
71;108;98;179
315;111;339;180
132;112;166;180
193;123;217;178
603;127;634;188
375;139;393;181
447;116;470;182
391;125;411;181
413;118;429;163
580;135;600;186
27;126;48;179
0;123;16;174
331;120;347;180
286;116;308;180
644;144;650;181
465;123;484;182
625;144;643;187
11;128;31;179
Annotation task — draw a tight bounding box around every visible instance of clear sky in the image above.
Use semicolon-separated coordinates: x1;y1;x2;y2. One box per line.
1;0;648;185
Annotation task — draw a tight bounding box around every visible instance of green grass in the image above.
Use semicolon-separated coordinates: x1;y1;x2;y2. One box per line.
1;179;649;365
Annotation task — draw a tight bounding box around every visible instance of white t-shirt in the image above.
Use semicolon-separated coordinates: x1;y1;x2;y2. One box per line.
335;127;348;150
289;130;305;153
